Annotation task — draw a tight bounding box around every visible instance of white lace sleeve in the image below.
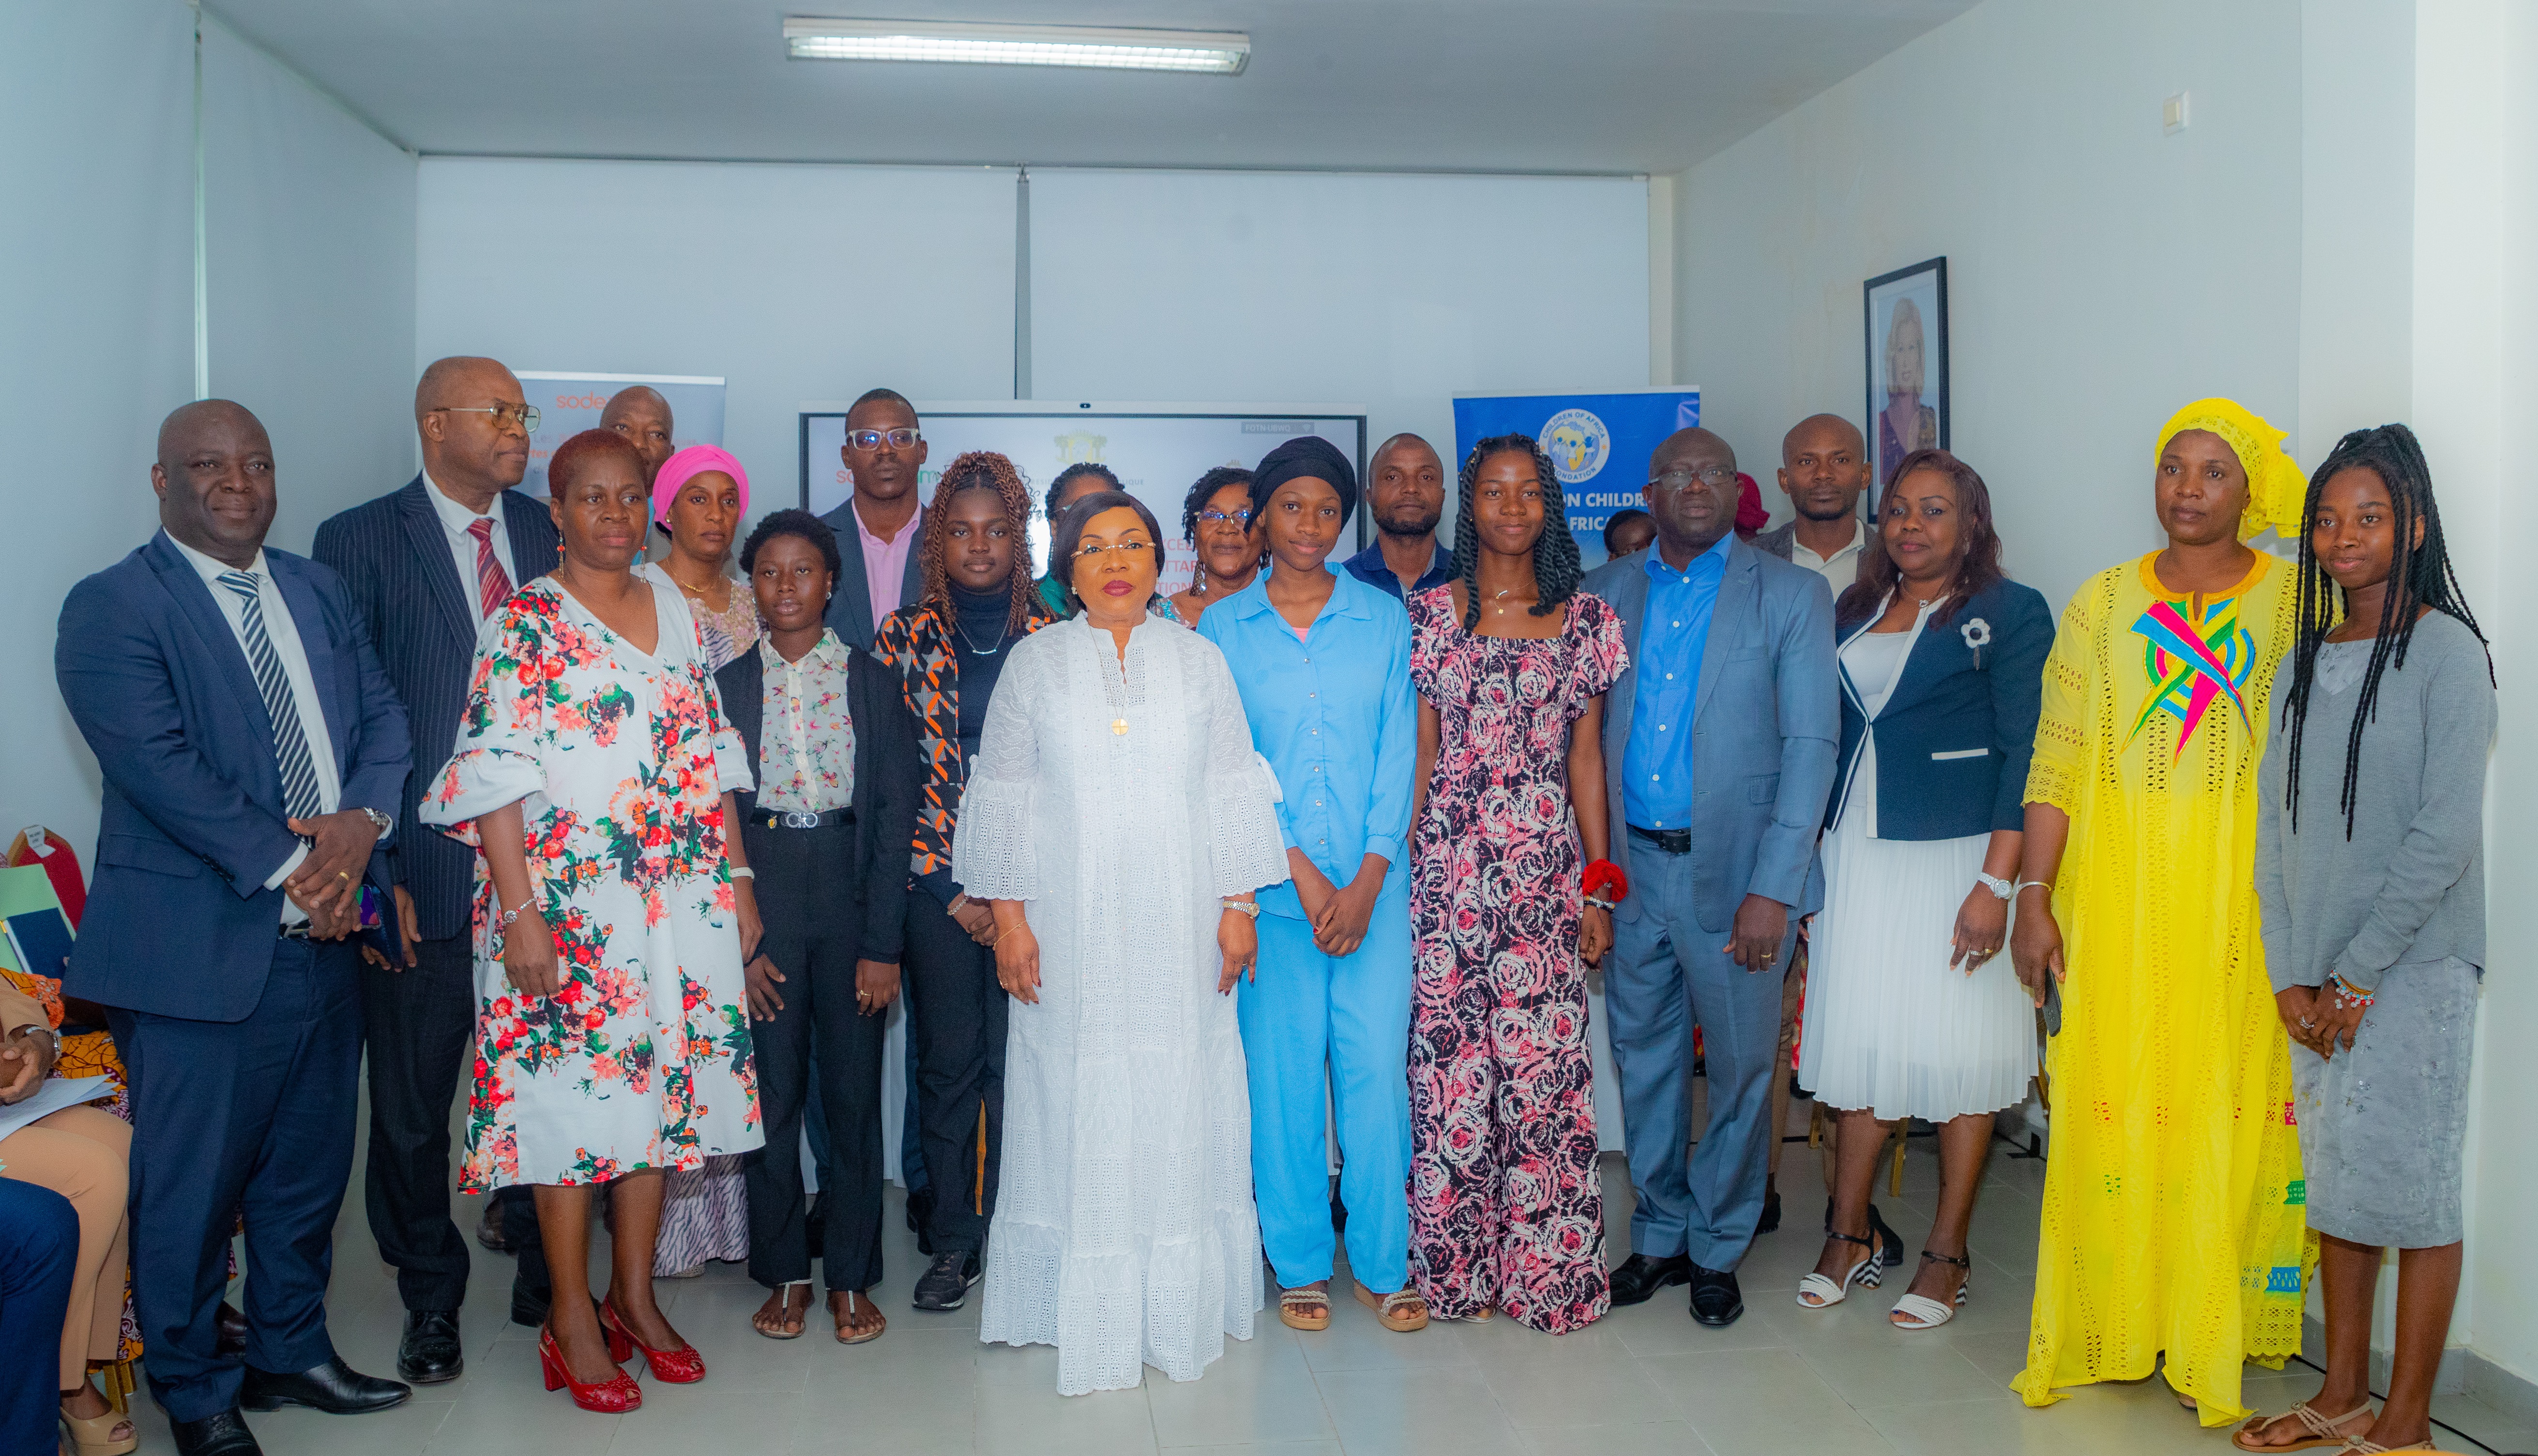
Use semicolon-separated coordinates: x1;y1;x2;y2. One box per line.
948;638;1042;901
1197;642;1290;898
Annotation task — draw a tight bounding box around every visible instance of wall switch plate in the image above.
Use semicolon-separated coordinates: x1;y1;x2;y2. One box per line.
2163;91;2190;134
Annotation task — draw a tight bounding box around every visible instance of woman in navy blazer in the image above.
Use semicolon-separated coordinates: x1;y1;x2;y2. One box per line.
1792;449;2051;1331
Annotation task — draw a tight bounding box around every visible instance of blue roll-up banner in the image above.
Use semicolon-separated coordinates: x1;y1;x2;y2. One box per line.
515;372;728;496
1452;388;1701;568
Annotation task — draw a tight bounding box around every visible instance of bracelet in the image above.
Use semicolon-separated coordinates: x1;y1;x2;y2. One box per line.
1582;859;1628;905
1973;872;2014;901
1583;894;1615;912
1220;897;1261;920
496;894;536;930
2325;973;2375;1012
729;865;755;880
949;893;971;915
2013;880;2053;897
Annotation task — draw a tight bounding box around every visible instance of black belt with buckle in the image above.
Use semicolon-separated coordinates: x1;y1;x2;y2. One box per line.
753;807;853;830
279;921;314;940
1629;824;1692;855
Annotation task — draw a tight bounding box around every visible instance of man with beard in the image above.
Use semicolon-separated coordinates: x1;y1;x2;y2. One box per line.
1340;433;1454;602
1754;414;1872;592
600;384;676;490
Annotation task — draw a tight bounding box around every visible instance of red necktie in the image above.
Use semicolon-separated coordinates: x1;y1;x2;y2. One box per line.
468;517;512;619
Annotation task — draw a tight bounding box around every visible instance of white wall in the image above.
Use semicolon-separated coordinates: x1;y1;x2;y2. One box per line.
4;3;206;863
1029;168;1651;497
413;158;1020;515
203;18;417;553
0;5;416;865
1670;0;2303;612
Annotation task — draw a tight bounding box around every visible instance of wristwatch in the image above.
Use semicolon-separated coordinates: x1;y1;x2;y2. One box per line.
359;807;394;834
1220;897;1261;920
1974;873;2015;901
7;1022;61;1059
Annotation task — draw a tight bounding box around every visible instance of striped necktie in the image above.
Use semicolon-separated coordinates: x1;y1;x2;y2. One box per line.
215;571;325;823
468;516;511;619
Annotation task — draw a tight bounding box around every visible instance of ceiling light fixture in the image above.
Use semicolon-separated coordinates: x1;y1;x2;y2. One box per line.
783;17;1249;74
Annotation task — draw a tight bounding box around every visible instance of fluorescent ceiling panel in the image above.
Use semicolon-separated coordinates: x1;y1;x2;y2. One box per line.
783;16;1249;74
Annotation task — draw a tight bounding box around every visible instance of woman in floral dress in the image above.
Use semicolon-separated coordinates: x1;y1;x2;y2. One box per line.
1406;434;1626;1333
423;430;764;1411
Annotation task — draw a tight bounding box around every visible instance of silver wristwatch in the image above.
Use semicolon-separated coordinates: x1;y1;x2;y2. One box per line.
359;807;393;834
1973;872;2015;901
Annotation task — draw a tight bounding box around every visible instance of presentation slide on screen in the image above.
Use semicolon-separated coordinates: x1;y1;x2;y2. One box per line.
801;403;1368;595
515;372;727;495
1453;388;1701;568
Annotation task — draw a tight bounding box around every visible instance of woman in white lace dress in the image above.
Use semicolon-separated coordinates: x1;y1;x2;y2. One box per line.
953;490;1288;1395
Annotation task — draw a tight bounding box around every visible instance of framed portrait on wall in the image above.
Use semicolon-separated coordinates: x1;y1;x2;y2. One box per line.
1863;257;1948;488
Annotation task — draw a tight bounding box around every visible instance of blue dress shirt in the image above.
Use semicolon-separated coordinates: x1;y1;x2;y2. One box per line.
1622;531;1734;829
1199;569;1417;920
1340;541;1455;604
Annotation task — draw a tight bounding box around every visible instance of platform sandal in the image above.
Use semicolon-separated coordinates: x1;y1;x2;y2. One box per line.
1795;1225;1883;1308
1888;1249;1971;1330
1278;1282;1332;1331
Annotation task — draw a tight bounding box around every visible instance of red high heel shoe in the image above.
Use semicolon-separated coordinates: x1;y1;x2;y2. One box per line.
538;1325;641;1413
599;1297;707;1383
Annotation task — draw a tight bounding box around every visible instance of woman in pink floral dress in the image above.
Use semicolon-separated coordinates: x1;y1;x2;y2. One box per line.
423;430;763;1410
1407;434;1626;1333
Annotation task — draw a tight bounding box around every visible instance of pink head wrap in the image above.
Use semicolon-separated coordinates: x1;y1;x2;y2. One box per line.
652;444;750;527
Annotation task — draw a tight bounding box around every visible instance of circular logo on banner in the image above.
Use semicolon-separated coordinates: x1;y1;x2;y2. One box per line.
1543;409;1609;485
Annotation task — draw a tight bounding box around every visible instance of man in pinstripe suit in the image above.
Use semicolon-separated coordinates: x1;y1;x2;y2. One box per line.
312;356;561;1382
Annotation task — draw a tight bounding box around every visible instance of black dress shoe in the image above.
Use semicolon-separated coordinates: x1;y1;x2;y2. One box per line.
1758;1189;1782;1234
216;1301;249;1357
240;1356;411;1415
805;1190;827;1260
510;1275;551;1329
475;1201;520;1254
170;1407;263;1456
1607;1252;1692;1307
396;1309;464;1384
912;1249;983;1311
1688;1263;1745;1327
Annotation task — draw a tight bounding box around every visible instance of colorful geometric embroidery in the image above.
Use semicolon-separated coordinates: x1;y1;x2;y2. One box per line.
2284;1179;2306;1206
2127;593;2256;752
2264;1265;2303;1295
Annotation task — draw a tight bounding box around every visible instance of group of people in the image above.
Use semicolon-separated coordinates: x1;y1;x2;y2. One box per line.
3;354;2489;1456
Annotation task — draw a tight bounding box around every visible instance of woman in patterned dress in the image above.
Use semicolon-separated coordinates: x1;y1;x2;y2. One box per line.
1406;434;1626;1333
423;430;764;1411
636;445;762;1276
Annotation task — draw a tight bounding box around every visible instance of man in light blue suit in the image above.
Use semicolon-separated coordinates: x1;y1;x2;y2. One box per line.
1580;427;1838;1328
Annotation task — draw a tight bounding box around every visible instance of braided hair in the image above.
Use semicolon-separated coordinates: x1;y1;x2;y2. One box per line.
1450;433;1583;631
917;450;1042;636
2281;423;2490;838
1045;462;1121;525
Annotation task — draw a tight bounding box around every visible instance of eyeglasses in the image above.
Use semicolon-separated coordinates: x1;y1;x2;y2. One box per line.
1196;508;1252;526
848;428;922;450
1072;539;1155;561
1650;465;1735;490
435;403;539;433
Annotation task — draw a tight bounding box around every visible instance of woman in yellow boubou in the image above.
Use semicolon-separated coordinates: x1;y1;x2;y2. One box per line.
2007;399;2316;1424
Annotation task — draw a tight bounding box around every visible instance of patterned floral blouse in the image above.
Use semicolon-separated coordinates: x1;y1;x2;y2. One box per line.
755;629;855;814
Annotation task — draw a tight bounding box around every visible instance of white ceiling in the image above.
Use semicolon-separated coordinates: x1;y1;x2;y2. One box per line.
207;0;1974;175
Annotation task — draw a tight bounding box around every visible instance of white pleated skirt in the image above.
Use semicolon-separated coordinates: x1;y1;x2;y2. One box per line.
1798;805;2035;1122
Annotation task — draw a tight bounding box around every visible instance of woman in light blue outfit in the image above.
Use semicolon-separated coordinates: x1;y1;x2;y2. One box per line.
1198;436;1425;1335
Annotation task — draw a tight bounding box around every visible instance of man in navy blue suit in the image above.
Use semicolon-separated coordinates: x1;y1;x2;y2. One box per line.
314;355;562;1369
57;400;414;1456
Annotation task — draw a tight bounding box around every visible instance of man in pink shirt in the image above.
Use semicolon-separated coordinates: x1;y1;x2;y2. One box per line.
818;388;928;656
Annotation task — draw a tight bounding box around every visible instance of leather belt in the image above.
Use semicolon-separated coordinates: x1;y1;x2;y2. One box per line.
278;921;315;940
753;807;853;830
1629;824;1692;855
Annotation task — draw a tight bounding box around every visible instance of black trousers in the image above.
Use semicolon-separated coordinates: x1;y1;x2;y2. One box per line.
901;893;1007;1254
359;928;478;1312
740;819;886;1292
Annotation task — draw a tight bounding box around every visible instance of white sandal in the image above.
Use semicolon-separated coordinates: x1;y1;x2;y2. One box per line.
1888;1250;1971;1330
1796;1226;1883;1308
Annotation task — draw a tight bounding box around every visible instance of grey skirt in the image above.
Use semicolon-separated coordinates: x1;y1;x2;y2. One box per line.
2290;957;2478;1248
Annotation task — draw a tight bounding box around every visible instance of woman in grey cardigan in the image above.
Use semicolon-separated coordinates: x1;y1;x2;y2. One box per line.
2241;425;2493;1456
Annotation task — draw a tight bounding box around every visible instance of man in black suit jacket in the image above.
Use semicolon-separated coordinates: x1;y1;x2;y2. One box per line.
311;356;560;1382
818;387;928;655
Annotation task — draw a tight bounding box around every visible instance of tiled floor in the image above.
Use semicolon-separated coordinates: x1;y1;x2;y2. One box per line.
182;1128;2530;1456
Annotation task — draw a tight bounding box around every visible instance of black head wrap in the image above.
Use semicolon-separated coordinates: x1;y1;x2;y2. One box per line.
1249;435;1358;526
